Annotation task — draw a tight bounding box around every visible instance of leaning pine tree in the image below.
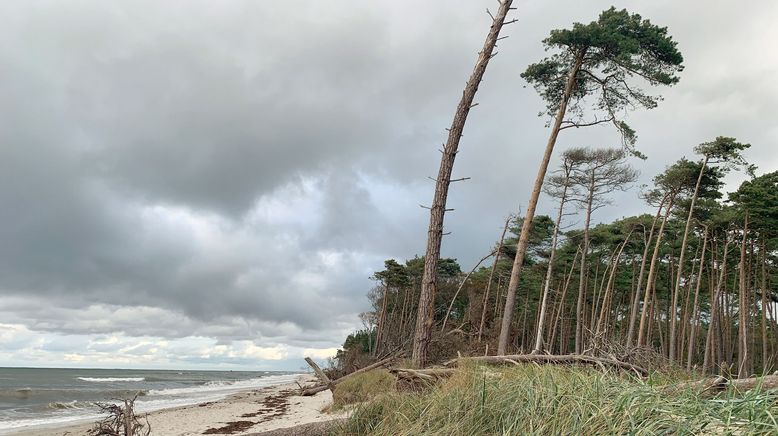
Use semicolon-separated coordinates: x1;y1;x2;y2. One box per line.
497;7;684;355
412;0;516;367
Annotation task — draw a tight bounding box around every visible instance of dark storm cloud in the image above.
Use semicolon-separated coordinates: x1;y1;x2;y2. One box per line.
0;0;775;366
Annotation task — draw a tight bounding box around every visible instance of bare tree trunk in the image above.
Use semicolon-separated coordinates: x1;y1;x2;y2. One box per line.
679;243;702;364
704;235;731;374
549;248;580;353
738;214;749;377
669;158;708;362
687;227;708;371
478;216;511;343
497;50;586;355
597;234;631;336
762;241;770;372
575;177;596;353
374;285;390;356
441;250;495;332
627;197;667;347
532;182;571;353
412;0;515;366
637;194;676;347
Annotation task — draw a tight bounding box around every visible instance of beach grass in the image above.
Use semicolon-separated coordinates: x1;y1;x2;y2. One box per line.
332;369;395;410
336;363;778;435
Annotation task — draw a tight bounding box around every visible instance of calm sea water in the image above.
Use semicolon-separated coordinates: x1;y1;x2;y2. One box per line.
0;367;299;434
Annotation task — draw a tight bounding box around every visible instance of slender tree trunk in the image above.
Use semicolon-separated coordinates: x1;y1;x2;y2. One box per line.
412;0;515;366
704;235;731;374
532;183;571;353
626;197;667;347
374;285;390;356
549;248;580;353
687;227;708;371
575;178;596;353
637;194;676;347
441;251;494;332
738;214;749;377
478;216;511;343
597;234;631;336
669;158;708;362
762;241;770;372
679;242;702;364
497;50;586;355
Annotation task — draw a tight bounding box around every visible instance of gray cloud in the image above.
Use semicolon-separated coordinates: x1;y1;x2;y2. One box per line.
0;0;775;368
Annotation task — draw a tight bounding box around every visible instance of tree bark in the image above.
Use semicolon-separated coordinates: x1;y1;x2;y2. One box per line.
687;227;708;371
761;241;769;372
738;214;749;377
412;0;515;366
703;235;731;374
575;175;596;353
669;157;708;362
597;233;631;336
478;216;511;343
637;194;675;347
532;180;571;353
496;51;586;355
626;196;666;347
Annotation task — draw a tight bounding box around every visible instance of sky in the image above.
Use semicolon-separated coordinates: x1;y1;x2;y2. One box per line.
0;0;776;370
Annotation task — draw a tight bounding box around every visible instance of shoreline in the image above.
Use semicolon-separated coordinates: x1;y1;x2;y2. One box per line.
9;375;345;436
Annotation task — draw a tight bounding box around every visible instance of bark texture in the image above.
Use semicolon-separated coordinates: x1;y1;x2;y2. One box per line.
413;0;515;366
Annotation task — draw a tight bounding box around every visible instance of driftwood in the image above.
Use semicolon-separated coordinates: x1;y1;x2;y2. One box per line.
304;357;334;393
88;394;150;436
301;354;399;396
444;354;649;377
667;375;778;397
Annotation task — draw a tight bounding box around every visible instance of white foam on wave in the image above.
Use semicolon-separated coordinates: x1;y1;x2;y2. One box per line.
0;373;301;435
77;377;145;382
146;373;299;397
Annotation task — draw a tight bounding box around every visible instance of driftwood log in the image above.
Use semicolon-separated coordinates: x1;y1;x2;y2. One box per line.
444;354;649;377
667;375;778;396
302;355;398;396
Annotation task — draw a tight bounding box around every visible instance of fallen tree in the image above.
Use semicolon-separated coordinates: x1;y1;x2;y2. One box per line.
302;354;399;396
443;354;649;377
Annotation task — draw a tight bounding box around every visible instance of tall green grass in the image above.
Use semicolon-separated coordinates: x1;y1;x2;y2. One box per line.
337;363;778;435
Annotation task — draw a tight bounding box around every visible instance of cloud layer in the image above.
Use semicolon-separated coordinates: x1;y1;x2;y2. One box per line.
0;0;775;368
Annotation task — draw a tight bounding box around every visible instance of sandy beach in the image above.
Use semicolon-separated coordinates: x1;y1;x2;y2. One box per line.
10;375;345;436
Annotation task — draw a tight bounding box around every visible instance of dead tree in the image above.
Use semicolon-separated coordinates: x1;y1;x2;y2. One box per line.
531;153;580;353
413;0;516;367
88;394;150;436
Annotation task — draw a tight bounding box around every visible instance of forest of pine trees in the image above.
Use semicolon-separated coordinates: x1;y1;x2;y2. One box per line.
336;7;777;378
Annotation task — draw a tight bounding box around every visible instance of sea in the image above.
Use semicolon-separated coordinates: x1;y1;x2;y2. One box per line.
0;367;300;434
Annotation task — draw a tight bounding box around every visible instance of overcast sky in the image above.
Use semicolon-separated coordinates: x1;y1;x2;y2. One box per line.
0;0;775;370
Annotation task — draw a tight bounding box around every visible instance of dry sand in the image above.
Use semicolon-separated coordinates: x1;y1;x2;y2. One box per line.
12;375;346;436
